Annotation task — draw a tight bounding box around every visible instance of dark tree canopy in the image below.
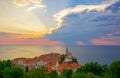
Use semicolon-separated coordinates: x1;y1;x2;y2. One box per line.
0;60;120;78
105;60;120;78
76;62;107;75
61;69;73;78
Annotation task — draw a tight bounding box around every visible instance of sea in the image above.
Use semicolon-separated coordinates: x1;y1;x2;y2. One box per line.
0;45;120;65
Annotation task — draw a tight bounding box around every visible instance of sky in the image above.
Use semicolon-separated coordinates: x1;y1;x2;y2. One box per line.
0;0;120;46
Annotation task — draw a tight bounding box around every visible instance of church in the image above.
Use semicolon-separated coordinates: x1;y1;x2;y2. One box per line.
64;48;73;63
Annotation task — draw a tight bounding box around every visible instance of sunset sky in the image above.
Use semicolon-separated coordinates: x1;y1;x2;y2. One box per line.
0;0;120;46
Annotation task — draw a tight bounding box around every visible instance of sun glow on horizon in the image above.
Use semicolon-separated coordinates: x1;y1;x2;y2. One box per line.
0;0;52;39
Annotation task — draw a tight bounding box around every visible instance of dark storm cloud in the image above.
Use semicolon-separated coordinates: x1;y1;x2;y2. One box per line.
46;0;120;46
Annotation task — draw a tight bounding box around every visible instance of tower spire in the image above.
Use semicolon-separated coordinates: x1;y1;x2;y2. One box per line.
66;48;68;53
66;48;69;55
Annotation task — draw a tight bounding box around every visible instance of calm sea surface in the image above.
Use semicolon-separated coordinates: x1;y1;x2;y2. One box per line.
0;45;120;65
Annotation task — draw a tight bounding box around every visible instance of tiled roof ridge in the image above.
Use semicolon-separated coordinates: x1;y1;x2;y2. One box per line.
12;52;61;61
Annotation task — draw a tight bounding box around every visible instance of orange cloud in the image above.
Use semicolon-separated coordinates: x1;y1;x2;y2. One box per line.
0;33;61;46
16;33;45;39
23;40;61;46
91;36;120;45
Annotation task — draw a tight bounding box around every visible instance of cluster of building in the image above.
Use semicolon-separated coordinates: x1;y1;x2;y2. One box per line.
11;49;81;74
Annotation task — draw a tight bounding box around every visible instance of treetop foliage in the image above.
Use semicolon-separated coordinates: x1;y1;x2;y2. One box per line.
0;60;120;78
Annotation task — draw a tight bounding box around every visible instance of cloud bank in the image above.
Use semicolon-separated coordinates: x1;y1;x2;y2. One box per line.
91;35;120;45
48;0;118;34
47;0;120;46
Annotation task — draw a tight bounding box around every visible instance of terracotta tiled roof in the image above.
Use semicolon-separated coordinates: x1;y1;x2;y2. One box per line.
58;62;81;73
28;66;34;70
47;67;52;73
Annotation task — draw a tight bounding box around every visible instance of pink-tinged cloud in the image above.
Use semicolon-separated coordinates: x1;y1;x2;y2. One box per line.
76;41;85;46
0;33;61;46
91;36;120;45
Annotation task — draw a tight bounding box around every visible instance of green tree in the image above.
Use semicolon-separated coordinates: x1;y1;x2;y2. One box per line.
61;69;73;78
72;57;78;63
59;54;65;64
86;73;99;78
76;62;106;75
72;72;86;78
105;60;120;78
4;66;24;78
3;67;11;78
0;60;12;78
72;72;99;78
48;70;58;78
26;66;47;78
0;61;4;78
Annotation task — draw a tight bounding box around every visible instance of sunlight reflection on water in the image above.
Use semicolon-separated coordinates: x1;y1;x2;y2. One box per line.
0;46;65;60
